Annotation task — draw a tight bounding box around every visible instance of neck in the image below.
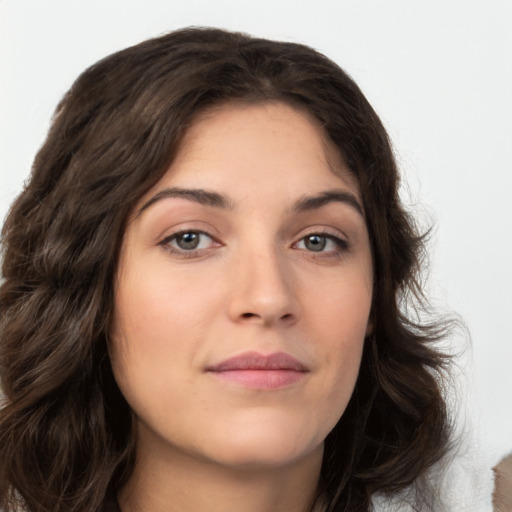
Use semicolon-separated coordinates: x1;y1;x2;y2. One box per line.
118;438;324;512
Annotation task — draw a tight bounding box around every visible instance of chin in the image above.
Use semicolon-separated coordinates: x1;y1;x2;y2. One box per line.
204;438;322;470
195;414;328;469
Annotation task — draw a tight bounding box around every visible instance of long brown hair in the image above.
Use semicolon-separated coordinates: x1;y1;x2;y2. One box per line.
0;27;452;512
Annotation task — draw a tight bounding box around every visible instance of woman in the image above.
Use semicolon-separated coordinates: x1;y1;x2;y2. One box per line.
0;27;452;512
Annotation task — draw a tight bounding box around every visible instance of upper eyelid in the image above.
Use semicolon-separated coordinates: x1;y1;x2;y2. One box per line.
294;233;347;248
159;228;346;241
160;229;217;245
293;227;348;243
158;227;348;243
158;224;220;243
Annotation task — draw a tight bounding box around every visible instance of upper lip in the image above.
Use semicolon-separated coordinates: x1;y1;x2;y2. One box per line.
206;351;309;372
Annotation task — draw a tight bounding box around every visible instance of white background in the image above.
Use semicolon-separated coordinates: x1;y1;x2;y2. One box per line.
1;1;511;509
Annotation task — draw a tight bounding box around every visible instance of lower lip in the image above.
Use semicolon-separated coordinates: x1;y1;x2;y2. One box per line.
209;369;307;389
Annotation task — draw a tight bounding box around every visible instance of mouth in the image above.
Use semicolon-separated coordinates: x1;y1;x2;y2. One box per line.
205;351;309;390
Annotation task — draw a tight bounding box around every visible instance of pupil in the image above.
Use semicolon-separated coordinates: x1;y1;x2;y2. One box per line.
306;235;326;252
177;232;199;250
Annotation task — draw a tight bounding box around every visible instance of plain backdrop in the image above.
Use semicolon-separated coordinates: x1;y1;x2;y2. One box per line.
1;1;511;509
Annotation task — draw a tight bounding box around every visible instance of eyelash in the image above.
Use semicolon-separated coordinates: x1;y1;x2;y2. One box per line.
159;230;220;258
158;229;349;258
294;231;349;255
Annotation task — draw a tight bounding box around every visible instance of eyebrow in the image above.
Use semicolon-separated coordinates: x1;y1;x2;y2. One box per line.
138;186;364;218
138;187;234;215
292;190;364;217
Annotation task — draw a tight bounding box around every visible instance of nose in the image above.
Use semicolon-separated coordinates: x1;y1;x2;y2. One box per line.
227;244;298;327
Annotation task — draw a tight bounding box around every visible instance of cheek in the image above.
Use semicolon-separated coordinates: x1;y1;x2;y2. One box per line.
306;273;371;423
311;336;366;442
310;265;372;346
112;263;219;351
108;262;224;405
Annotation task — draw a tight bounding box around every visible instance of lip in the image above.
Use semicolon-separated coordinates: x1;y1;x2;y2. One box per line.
206;351;309;390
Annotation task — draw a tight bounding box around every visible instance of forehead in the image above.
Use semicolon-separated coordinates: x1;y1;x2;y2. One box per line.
151;101;361;200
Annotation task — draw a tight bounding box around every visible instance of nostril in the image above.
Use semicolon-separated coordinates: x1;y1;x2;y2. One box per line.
240;312;294;321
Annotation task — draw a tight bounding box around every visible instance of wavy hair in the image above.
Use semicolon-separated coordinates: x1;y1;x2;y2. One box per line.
0;27;452;512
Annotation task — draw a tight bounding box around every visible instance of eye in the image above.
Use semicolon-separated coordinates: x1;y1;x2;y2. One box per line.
295;233;347;253
161;231;216;251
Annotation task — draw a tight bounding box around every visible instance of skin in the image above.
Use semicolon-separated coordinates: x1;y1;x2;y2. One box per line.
493;453;512;512
110;102;373;512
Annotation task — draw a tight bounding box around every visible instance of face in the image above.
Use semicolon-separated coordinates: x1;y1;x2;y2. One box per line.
110;102;373;471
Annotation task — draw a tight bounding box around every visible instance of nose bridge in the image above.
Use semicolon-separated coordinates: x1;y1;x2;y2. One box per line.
228;235;297;325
